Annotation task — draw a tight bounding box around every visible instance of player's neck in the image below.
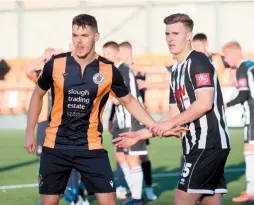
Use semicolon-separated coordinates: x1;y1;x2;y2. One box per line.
176;47;193;64
74;50;97;68
114;59;122;67
236;57;245;68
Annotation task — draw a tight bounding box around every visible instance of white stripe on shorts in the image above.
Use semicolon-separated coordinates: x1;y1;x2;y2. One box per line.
128;150;148;155
187;189;214;194
214;188;228;194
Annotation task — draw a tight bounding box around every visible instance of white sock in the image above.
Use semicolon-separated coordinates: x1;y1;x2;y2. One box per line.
130;166;143;200
245;152;254;195
120;163;131;189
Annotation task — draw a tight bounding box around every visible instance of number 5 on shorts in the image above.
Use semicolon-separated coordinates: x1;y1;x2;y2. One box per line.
181;162;192;178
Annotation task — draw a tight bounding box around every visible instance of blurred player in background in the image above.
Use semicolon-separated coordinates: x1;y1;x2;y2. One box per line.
223;41;254;202
192;33;229;85
192;33;229;67
119;41;158;201
103;41;155;205
103;41;129;199
26;48;90;205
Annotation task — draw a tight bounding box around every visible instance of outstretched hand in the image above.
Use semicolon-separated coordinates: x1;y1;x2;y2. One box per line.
112;126;188;148
112;131;140;148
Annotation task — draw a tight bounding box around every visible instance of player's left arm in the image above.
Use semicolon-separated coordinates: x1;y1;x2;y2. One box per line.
110;66;155;127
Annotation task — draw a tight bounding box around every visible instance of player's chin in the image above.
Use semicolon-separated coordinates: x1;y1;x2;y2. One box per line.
77;52;88;59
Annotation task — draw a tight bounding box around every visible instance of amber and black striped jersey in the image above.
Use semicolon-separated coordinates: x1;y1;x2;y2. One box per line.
37;52;129;150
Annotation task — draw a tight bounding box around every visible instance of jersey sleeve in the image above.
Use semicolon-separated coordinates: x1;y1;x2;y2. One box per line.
37;59;53;91
111;66;129;98
118;64;131;90
190;54;215;91
169;85;176;104
236;65;249;91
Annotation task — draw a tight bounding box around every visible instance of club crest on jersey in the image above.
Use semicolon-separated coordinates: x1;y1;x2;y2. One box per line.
93;73;105;84
38;174;43;187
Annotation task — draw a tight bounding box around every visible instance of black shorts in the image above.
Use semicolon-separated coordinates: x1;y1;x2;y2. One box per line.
115;128;147;155
178;148;230;195
244;124;254;144
39;147;115;195
36;121;49;146
112;119;119;139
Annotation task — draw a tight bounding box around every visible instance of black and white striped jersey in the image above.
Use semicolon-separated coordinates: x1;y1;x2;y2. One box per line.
233;60;254;125
115;63;145;131
169;50;231;155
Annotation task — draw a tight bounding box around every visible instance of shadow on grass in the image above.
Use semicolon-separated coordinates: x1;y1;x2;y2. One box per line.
0;158;39;173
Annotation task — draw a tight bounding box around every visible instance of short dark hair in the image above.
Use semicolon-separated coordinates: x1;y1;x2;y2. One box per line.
193;33;207;42
72;14;98;32
103;41;119;50
119;41;132;49
164;13;194;31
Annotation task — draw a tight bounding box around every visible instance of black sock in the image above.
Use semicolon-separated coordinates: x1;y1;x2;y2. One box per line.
141;160;152;187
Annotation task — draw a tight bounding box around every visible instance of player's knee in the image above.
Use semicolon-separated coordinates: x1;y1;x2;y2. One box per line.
115;152;125;164
200;194;223;205
40;194;59;205
174;189;187;205
96;192;117;205
174;190;200;205
126;155;140;168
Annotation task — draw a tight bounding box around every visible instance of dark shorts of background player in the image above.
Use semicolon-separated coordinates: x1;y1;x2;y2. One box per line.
36;120;49;156
39;147;116;195
114;127;147;155
37;120;49;146
178;148;230;195
244;123;254;144
112;119;119;139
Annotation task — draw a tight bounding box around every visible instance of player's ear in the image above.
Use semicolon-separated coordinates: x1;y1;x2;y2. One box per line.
186;31;193;42
95;32;100;42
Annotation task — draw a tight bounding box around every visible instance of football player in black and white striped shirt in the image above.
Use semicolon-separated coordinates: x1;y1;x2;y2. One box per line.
114;13;231;205
223;41;254;202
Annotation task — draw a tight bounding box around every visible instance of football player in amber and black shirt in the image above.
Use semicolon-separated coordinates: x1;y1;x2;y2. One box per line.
24;14;181;205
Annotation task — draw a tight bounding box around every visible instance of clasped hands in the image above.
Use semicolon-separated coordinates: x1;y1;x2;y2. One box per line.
148;121;188;139
112;120;188;149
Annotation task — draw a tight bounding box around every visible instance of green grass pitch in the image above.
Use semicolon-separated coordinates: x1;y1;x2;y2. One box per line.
0;128;253;205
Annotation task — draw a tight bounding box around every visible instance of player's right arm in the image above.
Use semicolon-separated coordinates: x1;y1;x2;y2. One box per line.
24;59;53;155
